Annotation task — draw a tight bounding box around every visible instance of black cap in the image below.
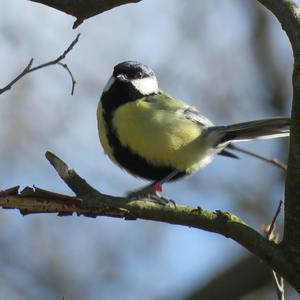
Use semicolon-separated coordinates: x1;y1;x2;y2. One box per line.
113;61;155;80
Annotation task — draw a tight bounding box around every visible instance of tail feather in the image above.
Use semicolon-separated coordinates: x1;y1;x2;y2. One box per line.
218;149;239;159
208;117;290;146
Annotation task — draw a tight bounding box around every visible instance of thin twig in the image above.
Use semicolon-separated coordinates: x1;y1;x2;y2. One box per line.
29;34;80;72
265;200;285;300
57;62;76;96
0;58;34;94
0;34;80;95
267;200;283;240
272;270;285;300
229;144;287;171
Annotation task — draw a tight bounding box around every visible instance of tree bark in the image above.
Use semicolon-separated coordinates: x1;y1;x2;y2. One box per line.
1;151;299;291
257;0;300;269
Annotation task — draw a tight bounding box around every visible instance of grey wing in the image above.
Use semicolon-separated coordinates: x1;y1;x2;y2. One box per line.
183;106;215;127
183;106;239;159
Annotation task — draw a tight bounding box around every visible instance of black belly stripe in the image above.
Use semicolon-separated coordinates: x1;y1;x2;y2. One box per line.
100;83;187;181
103;109;187;181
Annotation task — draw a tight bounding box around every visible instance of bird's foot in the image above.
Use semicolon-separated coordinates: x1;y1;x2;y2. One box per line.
127;185;176;207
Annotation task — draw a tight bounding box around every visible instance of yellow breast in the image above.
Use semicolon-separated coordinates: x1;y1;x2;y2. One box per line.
111;100;210;172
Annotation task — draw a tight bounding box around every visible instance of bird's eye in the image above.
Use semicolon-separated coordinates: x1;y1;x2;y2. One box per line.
136;71;143;79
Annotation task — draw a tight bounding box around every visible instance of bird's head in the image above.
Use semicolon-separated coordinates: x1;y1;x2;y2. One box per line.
103;61;159;97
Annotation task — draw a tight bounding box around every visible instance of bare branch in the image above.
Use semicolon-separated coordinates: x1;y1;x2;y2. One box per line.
267;200;284;241
272;271;285;300
229;144;287;171
262;200;285;300
257;0;300;255
0;185;129;218
1;151;299;291
57;62;76;95
256;0;300;52
28;0;142;28
0;58;34;94
0;34;80;95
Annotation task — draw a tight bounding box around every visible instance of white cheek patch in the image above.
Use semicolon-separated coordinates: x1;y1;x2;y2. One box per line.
103;76;115;93
131;77;159;95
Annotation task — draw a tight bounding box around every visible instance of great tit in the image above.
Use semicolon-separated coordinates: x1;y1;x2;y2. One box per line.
97;61;289;201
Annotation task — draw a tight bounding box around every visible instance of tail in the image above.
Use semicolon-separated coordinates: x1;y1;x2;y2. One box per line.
207;117;290;146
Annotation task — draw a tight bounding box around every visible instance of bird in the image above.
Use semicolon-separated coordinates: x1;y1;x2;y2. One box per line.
97;61;290;203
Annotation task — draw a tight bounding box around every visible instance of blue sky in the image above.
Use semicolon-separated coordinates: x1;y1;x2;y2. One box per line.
0;1;295;299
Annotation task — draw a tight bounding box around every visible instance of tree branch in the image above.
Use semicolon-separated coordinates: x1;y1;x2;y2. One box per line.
256;0;300;52
266;200;285;300
0;34;80;95
184;255;272;300
28;0;142;28
228;144;287;171
257;0;300;259
0;151;299;291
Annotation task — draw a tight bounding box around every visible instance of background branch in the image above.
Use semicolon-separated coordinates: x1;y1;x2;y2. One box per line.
184;255;272;300
266;200;285;300
29;0;142;28
0;34;80;95
229;145;287;171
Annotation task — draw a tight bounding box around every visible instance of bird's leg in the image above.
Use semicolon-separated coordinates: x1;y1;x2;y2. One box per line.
127;170;179;206
127;182;170;205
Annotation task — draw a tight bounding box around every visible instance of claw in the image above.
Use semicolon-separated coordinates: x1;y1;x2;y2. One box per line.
127;185;176;207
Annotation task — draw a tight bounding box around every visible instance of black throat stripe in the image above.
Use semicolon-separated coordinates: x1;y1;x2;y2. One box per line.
100;81;187;181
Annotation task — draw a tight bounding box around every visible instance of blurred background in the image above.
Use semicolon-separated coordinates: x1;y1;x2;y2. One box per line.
0;0;297;299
